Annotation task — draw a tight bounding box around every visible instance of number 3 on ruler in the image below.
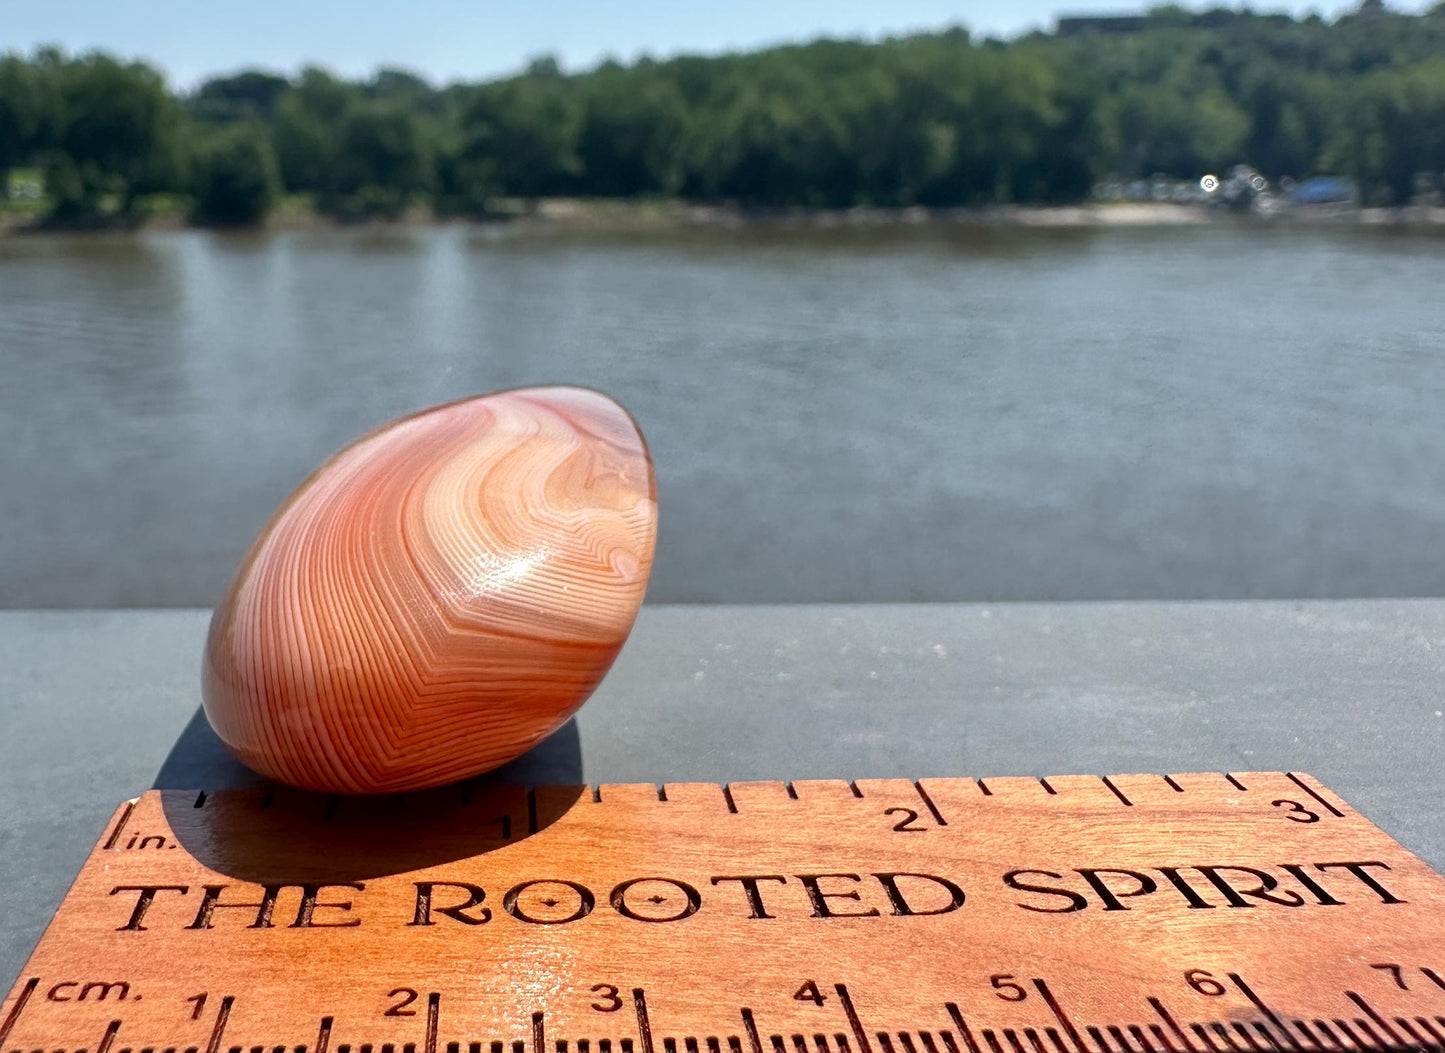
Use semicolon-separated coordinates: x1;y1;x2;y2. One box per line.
590;983;623;1012
1271;799;1320;824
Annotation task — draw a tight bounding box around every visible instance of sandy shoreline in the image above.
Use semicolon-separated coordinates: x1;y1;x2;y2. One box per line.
4;199;1445;236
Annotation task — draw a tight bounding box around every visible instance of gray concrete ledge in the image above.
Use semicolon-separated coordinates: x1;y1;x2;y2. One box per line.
3;600;1443;982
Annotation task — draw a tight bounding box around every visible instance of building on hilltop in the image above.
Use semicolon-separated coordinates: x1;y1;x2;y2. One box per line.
1055;14;1148;36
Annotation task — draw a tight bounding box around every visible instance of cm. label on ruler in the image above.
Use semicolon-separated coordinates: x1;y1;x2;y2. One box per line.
5;772;1445;1053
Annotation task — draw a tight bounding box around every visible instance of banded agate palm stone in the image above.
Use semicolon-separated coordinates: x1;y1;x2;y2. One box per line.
202;387;657;793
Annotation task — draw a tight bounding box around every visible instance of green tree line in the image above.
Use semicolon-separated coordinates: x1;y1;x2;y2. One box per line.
3;2;1445;224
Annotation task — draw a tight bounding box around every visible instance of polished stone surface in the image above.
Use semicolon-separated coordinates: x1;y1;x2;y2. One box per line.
203;387;658;792
3;601;1442;981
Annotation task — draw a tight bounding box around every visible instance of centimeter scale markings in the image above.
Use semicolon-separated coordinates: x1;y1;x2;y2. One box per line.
5;773;1445;1053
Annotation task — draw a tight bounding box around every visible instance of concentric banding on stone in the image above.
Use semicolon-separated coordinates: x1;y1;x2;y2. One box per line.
203;387;657;793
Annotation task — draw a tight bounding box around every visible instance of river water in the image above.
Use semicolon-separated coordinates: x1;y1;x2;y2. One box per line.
1;222;1443;607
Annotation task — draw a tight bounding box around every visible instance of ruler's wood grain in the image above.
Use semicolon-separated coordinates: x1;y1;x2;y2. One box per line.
4;773;1445;1052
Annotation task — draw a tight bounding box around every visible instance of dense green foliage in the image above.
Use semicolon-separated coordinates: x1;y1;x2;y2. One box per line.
191;123;280;224
3;3;1445;224
17;49;185;219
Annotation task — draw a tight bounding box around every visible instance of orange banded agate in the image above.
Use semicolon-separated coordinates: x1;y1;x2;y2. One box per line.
202;387;657;793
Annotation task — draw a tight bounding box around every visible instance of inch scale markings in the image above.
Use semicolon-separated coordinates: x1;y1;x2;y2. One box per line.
4;773;1444;1052
90;773;1279;842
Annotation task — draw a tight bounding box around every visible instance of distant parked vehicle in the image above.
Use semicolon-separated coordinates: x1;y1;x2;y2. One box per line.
1217;165;1268;211
1288;176;1358;206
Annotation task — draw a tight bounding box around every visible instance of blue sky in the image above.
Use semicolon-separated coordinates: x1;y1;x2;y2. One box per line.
0;0;1429;88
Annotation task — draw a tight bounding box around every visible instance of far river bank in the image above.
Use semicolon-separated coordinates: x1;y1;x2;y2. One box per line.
5;198;1445;237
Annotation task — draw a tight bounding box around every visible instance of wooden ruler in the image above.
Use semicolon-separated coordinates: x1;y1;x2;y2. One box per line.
5;773;1445;1053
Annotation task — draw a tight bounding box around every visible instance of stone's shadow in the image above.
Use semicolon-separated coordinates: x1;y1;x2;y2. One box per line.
152;708;268;791
153;707;585;789
154;707;586;883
